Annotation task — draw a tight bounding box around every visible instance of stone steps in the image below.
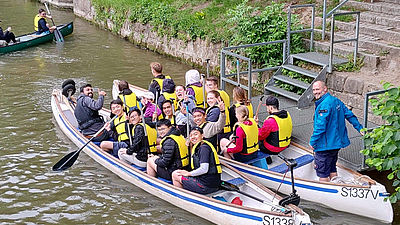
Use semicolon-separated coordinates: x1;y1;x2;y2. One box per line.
346;0;400;16
311;40;380;68
374;0;400;4
333;20;400;44
360;11;400;28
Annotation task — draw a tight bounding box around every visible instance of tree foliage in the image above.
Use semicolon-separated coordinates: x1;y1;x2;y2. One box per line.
361;82;400;203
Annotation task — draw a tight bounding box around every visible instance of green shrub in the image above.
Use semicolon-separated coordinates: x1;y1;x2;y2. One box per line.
361;82;400;203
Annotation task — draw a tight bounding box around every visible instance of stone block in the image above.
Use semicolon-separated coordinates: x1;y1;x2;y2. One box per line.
344;76;364;95
328;73;347;92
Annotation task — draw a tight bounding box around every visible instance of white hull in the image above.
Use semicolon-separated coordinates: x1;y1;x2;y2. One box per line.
111;80;393;223
51;90;311;225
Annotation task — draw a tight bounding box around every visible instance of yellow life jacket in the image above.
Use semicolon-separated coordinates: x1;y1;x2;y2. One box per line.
265;113;292;148
114;115;129;142
160;134;189;167
217;90;231;133
152;75;172;92
160;114;176;126
191;140;222;174
132;123;158;153
233;118;259;154
119;92;138;112
188;85;204;108
234;102;254;118
162;92;177;108
34;14;45;31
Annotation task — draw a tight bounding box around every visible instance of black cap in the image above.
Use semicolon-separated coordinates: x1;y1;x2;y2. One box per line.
190;126;203;134
265;96;279;108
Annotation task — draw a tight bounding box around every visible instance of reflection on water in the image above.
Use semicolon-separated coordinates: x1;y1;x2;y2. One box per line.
0;0;397;224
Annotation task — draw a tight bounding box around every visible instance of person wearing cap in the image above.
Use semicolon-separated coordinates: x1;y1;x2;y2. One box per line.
310;81;363;182
257;96;293;155
147;119;190;181
171;127;222;194
220;105;259;163
140;91;162;124
117;80;138;113
191;99;226;147
100;99;130;157
0;21;18;44
118;107;158;167
34;8;56;35
185;69;204;107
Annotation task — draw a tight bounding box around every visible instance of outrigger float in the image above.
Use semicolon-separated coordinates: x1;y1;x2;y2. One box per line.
111;80;393;223
51;83;311;225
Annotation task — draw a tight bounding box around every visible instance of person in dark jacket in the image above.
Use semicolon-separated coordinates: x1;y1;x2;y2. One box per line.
74;84;110;142
117;80;138;112
310;81;363;182
33;8;56;35
148;62;173;100
205;90;221;122
146;119;189;180
0;21;17;44
118;108;150;167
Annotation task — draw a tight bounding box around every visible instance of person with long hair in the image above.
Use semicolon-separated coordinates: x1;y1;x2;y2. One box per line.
228;86;254;131
220;105;259;163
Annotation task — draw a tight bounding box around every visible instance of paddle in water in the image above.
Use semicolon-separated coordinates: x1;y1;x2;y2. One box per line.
52;116;117;171
44;3;64;43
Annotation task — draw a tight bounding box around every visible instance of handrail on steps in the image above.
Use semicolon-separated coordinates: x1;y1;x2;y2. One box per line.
322;0;350;40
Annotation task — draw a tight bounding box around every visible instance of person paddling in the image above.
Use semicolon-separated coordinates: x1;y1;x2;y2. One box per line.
34;8;56;35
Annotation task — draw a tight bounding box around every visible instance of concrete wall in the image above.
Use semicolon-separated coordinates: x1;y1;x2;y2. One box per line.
40;0;73;9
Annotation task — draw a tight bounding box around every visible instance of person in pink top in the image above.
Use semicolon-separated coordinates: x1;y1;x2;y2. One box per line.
220;105;259;163
257;96;292;155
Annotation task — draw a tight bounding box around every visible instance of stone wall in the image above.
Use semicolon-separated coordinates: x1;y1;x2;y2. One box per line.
72;0;382;123
73;0;222;72
41;0;73;9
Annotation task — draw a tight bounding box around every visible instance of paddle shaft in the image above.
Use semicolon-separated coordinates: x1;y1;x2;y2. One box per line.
155;91;159;133
44;3;64;42
185;102;190;138
53;115;117;171
138;101;150;154
202;74;206;108
206;59;210;78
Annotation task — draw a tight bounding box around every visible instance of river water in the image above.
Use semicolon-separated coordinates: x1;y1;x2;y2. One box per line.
0;0;397;224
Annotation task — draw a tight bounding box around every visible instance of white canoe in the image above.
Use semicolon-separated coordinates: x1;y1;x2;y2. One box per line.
51;89;311;225
111;80;393;223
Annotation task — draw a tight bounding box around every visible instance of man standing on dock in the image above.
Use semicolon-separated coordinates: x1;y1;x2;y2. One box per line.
309;81;363;182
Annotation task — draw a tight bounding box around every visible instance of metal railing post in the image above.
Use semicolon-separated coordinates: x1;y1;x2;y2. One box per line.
220;51;226;90
354;13;360;66
322;0;327;40
287;7;292;58
310;5;315;51
248;60;252;99
329;15;335;73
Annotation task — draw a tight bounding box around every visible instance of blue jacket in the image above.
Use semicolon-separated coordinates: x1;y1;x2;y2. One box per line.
309;93;363;152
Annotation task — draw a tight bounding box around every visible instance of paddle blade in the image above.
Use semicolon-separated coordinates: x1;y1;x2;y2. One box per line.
52;150;81;171
54;29;64;43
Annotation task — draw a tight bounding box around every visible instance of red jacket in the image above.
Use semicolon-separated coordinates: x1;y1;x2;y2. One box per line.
258;117;286;153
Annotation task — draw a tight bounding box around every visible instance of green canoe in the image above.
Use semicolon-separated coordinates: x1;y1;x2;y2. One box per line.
0;22;73;54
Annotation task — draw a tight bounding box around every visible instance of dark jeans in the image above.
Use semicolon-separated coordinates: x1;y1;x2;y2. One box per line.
0;31;16;43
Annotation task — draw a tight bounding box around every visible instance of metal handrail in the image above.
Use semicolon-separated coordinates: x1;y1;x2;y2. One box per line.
287;4;315;58
322;0;350;40
328;11;360;73
220;40;287;99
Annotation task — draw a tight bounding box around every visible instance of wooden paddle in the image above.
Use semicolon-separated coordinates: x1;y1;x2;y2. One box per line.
138;101;150;154
52;116;117;171
44;3;64;43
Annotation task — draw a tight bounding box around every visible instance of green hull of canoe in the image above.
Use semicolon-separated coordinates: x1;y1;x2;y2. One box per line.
0;22;73;54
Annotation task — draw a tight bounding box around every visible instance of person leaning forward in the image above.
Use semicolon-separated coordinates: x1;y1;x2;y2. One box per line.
309;81;363;182
74;84;110;142
257;96;292;155
0;21;18;44
146;119;190;181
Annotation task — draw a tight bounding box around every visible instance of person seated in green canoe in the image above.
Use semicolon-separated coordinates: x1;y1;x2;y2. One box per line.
146;119;190;181
172;127;222;194
0;21;18;44
34;8;56;35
